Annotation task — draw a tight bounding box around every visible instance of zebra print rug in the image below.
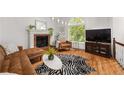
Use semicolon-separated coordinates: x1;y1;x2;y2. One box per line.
35;54;95;75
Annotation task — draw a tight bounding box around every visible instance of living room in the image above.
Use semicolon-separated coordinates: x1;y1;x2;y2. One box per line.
1;0;124;93
0;17;124;75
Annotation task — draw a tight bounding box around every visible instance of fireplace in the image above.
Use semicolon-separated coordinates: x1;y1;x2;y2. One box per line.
34;34;50;48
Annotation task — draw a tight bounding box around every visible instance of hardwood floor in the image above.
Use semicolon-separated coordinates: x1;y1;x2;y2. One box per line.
33;49;124;75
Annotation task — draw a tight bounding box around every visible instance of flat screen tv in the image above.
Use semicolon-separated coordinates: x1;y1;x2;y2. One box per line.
86;29;111;43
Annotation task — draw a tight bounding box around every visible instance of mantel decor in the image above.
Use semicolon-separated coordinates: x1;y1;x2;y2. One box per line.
27;24;36;31
35;20;47;31
48;28;53;36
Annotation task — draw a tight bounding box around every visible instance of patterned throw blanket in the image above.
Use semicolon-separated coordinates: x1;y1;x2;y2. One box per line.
35;54;95;75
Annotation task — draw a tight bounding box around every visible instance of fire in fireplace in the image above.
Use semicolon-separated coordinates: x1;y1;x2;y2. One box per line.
34;34;50;48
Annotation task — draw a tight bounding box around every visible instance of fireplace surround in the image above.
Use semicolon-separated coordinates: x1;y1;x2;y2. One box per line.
34;34;50;48
28;30;50;48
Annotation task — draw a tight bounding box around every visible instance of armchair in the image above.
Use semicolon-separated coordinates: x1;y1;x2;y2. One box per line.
57;40;72;50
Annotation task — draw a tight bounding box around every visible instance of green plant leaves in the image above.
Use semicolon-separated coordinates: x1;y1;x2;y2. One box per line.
44;47;57;55
69;18;85;42
48;28;54;36
69;23;85;42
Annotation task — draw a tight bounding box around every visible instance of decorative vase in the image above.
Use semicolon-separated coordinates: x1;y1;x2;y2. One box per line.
48;54;54;60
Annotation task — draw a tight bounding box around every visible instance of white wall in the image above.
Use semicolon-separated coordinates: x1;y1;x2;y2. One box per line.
113;17;124;43
112;17;124;68
84;17;112;29
0;21;2;43
0;17;59;53
0;17;112;53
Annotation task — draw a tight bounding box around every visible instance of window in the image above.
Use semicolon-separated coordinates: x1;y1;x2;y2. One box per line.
68;18;85;42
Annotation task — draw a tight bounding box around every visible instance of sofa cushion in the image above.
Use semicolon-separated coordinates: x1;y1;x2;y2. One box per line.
24;48;44;56
8;51;36;75
19;51;36;75
0;45;36;75
1;58;10;72
23;48;44;64
60;40;66;43
0;45;7;72
0;52;4;72
61;44;71;47
8;52;23;74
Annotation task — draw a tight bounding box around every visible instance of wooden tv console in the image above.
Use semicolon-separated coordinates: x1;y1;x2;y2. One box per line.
85;42;111;57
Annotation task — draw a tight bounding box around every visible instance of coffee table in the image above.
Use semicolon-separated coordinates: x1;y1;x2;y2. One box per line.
42;54;62;70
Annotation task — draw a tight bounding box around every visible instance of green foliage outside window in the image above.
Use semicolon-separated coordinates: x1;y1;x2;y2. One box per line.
69;18;85;42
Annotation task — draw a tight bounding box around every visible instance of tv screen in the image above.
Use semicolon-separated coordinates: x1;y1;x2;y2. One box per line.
86;29;111;43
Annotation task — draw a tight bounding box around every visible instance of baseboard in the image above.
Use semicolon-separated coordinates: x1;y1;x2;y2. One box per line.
72;48;84;51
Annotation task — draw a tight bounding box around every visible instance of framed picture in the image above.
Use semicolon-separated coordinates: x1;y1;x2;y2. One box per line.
35;20;47;31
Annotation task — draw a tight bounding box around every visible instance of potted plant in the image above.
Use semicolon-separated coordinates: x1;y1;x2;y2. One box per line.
27;24;36;31
44;47;57;60
48;28;53;36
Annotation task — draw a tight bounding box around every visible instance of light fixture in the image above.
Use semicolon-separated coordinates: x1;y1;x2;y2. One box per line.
65;22;67;25
51;17;54;21
57;19;60;23
51;17;68;25
62;21;64;24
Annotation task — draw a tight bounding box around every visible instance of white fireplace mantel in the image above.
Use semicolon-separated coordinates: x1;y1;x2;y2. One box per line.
28;30;49;48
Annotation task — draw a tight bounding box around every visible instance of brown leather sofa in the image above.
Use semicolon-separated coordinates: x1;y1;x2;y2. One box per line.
18;46;44;64
0;45;37;75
